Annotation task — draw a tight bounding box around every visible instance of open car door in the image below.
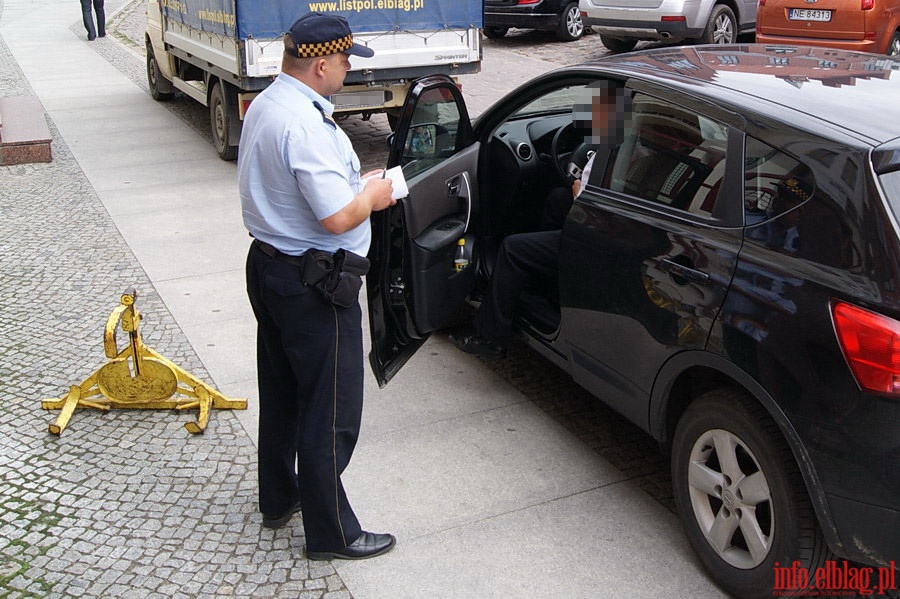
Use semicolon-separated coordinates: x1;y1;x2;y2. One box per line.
368;75;479;386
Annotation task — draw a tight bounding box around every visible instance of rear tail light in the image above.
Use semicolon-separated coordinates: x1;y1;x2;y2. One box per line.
861;0;874;8
517;0;541;4
661;15;687;22
832;301;900;396
758;0;766;6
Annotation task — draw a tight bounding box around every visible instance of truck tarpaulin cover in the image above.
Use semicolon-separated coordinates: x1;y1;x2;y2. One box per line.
160;0;482;40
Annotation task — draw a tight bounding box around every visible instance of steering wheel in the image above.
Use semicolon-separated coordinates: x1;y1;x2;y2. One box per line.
550;121;592;184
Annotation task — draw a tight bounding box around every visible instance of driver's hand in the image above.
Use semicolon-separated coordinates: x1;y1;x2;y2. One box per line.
571;179;582;198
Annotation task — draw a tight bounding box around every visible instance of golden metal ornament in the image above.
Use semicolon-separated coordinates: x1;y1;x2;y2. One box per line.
41;289;247;436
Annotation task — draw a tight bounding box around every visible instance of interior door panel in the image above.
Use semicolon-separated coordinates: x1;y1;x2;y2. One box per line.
403;143;480;334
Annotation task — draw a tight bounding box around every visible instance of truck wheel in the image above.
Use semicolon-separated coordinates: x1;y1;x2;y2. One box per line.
599;35;637;53
210;81;239;161
699;5;736;45
671;390;831;599
146;45;174;101
483;27;509;39
556;2;584;42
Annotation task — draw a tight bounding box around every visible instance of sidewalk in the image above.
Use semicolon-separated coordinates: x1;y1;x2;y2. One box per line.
0;1;726;597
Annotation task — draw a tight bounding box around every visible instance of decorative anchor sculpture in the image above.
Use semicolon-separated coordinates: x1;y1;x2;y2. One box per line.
42;289;247;436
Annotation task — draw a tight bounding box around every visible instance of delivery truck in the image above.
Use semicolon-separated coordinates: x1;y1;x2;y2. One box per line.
145;0;483;159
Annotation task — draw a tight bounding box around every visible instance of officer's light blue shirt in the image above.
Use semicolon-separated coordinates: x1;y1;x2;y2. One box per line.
238;73;368;256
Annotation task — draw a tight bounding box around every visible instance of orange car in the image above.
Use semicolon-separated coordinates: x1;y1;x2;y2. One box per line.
756;0;900;55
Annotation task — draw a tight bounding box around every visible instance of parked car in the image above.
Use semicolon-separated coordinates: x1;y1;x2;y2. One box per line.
756;0;900;56
370;45;900;598
484;0;585;42
578;0;756;52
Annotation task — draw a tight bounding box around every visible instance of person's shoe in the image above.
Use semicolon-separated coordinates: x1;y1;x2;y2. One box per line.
449;333;506;358
261;500;301;529
306;531;396;561
87;34;96;41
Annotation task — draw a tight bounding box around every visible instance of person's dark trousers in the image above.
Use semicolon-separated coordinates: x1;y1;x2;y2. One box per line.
246;244;363;551
475;230;561;347
80;0;105;39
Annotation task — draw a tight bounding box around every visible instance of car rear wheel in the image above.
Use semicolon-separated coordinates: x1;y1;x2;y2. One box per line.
888;31;900;57
699;5;736;44
483;26;509;39
600;35;637;53
671;390;831;599
556;2;585;41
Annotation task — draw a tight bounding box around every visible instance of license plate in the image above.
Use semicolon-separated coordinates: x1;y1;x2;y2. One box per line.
788;8;832;21
332;90;387;110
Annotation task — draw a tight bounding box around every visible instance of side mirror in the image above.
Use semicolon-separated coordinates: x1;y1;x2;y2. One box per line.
405;124;439;159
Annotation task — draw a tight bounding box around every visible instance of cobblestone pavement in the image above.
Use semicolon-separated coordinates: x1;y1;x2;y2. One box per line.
1;5;671;598
0;1;349;597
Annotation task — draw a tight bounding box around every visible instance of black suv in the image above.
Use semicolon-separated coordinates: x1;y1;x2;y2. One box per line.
484;0;585;42
370;46;900;598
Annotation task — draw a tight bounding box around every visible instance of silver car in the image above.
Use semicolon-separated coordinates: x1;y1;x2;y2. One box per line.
579;0;756;52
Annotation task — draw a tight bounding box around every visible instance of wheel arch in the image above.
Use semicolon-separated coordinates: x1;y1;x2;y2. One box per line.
648;350;845;556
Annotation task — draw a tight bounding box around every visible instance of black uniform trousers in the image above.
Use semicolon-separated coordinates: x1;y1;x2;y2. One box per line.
474;230;561;347
246;243;363;551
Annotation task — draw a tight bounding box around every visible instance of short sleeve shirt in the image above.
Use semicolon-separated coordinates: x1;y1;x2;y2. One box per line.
238;73;369;256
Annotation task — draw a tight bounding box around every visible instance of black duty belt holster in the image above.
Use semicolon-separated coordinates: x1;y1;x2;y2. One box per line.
253;239;369;308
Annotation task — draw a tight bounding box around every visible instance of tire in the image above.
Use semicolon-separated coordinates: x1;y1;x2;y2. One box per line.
483;26;509;40
556;3;585;42
699;5;737;45
888;31;900;57
600;35;638;53
146;45;174;102
209;81;239;161
671;390;832;599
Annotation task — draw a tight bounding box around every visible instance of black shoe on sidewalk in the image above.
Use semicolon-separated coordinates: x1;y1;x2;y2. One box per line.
306;531;396;561
262;500;301;529
449;334;506;358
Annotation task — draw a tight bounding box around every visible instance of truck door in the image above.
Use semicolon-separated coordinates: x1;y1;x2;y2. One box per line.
368;75;479;386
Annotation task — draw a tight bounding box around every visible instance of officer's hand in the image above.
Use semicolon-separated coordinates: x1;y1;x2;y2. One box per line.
364;177;395;212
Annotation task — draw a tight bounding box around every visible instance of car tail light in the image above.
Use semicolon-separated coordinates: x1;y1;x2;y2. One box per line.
861;0;874;8
758;0;766;6
661;15;687;22
517;0;541;4
832;301;900;396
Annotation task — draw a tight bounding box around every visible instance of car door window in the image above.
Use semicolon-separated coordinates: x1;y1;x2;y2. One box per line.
400;87;463;179
599;93;729;218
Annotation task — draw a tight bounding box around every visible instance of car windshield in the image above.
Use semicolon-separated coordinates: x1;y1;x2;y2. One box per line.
511;85;585;118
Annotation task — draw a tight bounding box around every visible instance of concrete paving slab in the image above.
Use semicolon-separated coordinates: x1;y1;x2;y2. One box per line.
344;399;626;541
336;481;723;599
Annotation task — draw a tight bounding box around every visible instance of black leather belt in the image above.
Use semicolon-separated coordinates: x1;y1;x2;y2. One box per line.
252;238;306;267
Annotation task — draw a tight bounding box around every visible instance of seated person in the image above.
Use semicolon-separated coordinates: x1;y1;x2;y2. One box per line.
450;80;629;357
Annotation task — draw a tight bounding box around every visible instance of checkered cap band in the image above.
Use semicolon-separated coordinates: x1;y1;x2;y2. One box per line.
295;34;354;58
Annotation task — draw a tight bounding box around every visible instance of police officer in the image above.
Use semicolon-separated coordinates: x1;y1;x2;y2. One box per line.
239;12;396;560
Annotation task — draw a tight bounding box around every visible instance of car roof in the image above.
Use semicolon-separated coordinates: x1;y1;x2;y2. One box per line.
581;44;900;146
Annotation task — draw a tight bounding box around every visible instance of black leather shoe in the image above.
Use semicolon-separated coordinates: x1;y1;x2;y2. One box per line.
449;334;506;358
261;500;301;529
306;531;396;561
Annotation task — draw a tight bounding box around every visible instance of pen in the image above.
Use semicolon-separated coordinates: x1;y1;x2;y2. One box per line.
380;167;387;179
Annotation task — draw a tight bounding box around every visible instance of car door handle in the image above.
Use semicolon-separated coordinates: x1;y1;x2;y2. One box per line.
661;258;710;285
447;172;472;233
